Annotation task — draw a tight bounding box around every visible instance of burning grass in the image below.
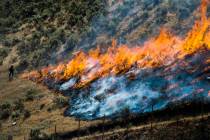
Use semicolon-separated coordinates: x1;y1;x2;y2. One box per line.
23;0;210;87
22;0;210;120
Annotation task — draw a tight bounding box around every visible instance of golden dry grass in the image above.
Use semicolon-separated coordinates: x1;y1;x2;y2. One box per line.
0;65;99;140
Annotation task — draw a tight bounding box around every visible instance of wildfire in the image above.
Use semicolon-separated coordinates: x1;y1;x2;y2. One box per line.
181;0;210;56
22;0;210;89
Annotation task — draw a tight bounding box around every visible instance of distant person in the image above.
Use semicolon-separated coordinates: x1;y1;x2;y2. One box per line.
9;65;14;81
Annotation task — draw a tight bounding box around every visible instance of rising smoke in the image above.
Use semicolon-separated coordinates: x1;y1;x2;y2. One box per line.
23;0;210;120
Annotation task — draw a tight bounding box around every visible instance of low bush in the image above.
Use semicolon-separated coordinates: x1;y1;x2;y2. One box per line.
25;89;37;101
0;48;9;60
0;110;10;120
29;128;41;140
11;110;21;119
13;99;24;112
0;102;11;120
53;96;68;108
29;128;50;140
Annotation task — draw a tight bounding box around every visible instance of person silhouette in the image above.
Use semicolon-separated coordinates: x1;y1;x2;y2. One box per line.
9;65;14;81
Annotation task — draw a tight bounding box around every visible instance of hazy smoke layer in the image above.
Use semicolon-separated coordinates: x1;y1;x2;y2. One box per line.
65;76;166;119
56;0;210;120
63;49;209;120
75;0;200;51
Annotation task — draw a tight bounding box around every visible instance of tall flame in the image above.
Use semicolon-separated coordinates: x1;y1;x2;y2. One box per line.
181;0;210;55
22;0;210;89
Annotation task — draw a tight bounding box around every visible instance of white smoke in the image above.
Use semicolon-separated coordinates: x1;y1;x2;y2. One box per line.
60;78;77;91
65;76;169;119
62;60;209;120
57;0;208;120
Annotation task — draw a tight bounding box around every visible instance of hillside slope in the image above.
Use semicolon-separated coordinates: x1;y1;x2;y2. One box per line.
0;0;209;140
0;66;100;140
0;0;105;70
0;0;203;71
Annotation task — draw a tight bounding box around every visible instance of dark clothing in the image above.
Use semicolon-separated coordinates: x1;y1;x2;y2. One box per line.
9;65;14;80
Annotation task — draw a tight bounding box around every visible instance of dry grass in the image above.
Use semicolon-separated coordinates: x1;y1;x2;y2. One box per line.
75;114;210;140
0;65;100;140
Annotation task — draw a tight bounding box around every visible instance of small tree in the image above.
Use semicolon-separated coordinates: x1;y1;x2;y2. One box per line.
29;128;41;140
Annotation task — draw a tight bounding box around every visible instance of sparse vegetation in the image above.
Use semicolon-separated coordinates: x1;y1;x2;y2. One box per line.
53;96;68;108
0;102;12;120
13;99;24;112
0;99;31;121
0;48;9;65
0;0;105;70
29;128;50;140
29;128;42;140
11;110;21;119
0;66;98;139
25;89;38;101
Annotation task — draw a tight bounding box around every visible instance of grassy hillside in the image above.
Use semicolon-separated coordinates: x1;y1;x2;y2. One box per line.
0;2;105;136
0;0;203;71
0;0;105;70
0;65;101;140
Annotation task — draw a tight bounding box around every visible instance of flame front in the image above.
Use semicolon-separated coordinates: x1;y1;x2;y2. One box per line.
22;0;210;89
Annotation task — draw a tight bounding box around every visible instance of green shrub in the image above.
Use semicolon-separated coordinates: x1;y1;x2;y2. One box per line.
51;28;65;43
0;16;16;27
13;99;24;112
25;89;37;101
0;102;11;109
11;111;21;119
29;128;50;140
0;110;10;120
0;48;8;59
53;96;68;108
0;102;11;120
42;9;53;19
16;59;29;72
29;128;41;140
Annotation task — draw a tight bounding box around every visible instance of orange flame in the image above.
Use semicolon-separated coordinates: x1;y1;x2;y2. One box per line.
22;0;210;88
181;0;210;55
